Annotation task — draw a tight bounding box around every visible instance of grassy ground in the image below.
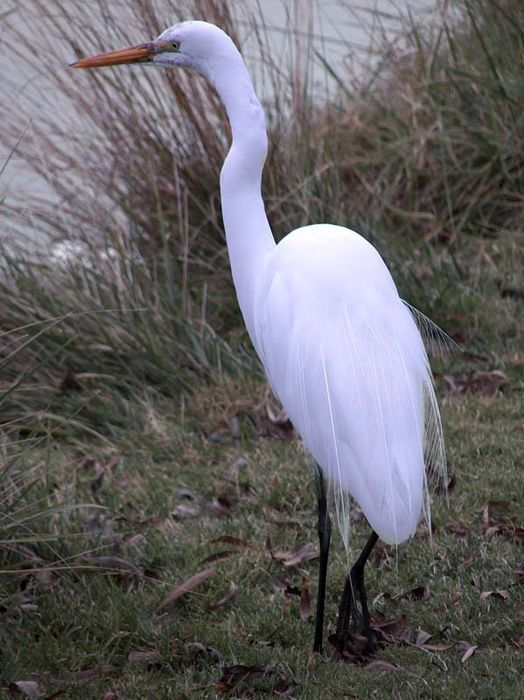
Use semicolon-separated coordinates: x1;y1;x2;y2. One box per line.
1;239;522;699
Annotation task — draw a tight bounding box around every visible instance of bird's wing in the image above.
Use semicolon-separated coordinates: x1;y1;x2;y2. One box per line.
254;224;446;546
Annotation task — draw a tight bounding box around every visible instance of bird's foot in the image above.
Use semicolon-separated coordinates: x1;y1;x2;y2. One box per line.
329;625;379;661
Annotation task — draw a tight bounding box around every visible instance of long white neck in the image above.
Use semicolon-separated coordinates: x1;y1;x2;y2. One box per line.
203;49;275;342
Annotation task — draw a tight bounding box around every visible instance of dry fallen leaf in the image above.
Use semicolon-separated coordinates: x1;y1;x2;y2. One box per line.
299;578;312;619
128;649;161;665
365;660;399;672
272;678;297;696
10;681;42;699
415;629;432;646
372;614;412;645
443;369;509;395
420;643;451;652
259;402;296;439
173;503;200;518
215;662;275;694
156;567;216;612
480;590;510;601
200;550;236;565
273;543;319;567
329;631;377;661
459;642;478;664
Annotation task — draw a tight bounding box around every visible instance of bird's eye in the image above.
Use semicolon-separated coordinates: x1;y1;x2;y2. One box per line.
171;41;180;51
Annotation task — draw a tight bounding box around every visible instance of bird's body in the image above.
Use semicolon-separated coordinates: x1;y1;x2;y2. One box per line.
254;223;431;545
72;20;447;653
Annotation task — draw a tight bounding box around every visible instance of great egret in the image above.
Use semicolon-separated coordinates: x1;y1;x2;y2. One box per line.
72;21;447;655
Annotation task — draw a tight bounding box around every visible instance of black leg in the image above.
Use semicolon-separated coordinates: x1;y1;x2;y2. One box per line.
312;463;331;654
335;530;378;647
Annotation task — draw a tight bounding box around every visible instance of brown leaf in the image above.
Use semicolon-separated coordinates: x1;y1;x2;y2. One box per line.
365;660;398;671
415;629;432;646
273;543;318;567
259;402;296;439
272;678;296;695
299;578;312;619
200;550;236;565
20;603;38;613
11;682;42;699
266;404;293;430
173;503;200;518
156;567;215;612
420;643;452;652
329;631;377;660
215;662;275;694
480;589;509;601
211;581;238;609
459;642;478;664
443;369;509;395
124;533;146;547
128;649;161;664
177;486;203;501
372;614;410;643
102;694;117;700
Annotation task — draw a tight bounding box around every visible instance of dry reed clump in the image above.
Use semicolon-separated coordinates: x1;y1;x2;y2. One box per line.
0;233;256;435
306;0;524;242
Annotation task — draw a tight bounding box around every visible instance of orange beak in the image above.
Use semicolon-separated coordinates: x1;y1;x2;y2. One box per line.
70;41;168;69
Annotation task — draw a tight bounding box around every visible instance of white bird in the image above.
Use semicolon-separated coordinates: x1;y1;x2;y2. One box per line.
72;21;447;655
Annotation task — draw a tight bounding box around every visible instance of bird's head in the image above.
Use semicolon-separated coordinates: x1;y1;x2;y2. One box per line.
70;20;239;76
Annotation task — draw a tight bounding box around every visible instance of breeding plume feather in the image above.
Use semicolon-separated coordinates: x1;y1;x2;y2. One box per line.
72;20;448;654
